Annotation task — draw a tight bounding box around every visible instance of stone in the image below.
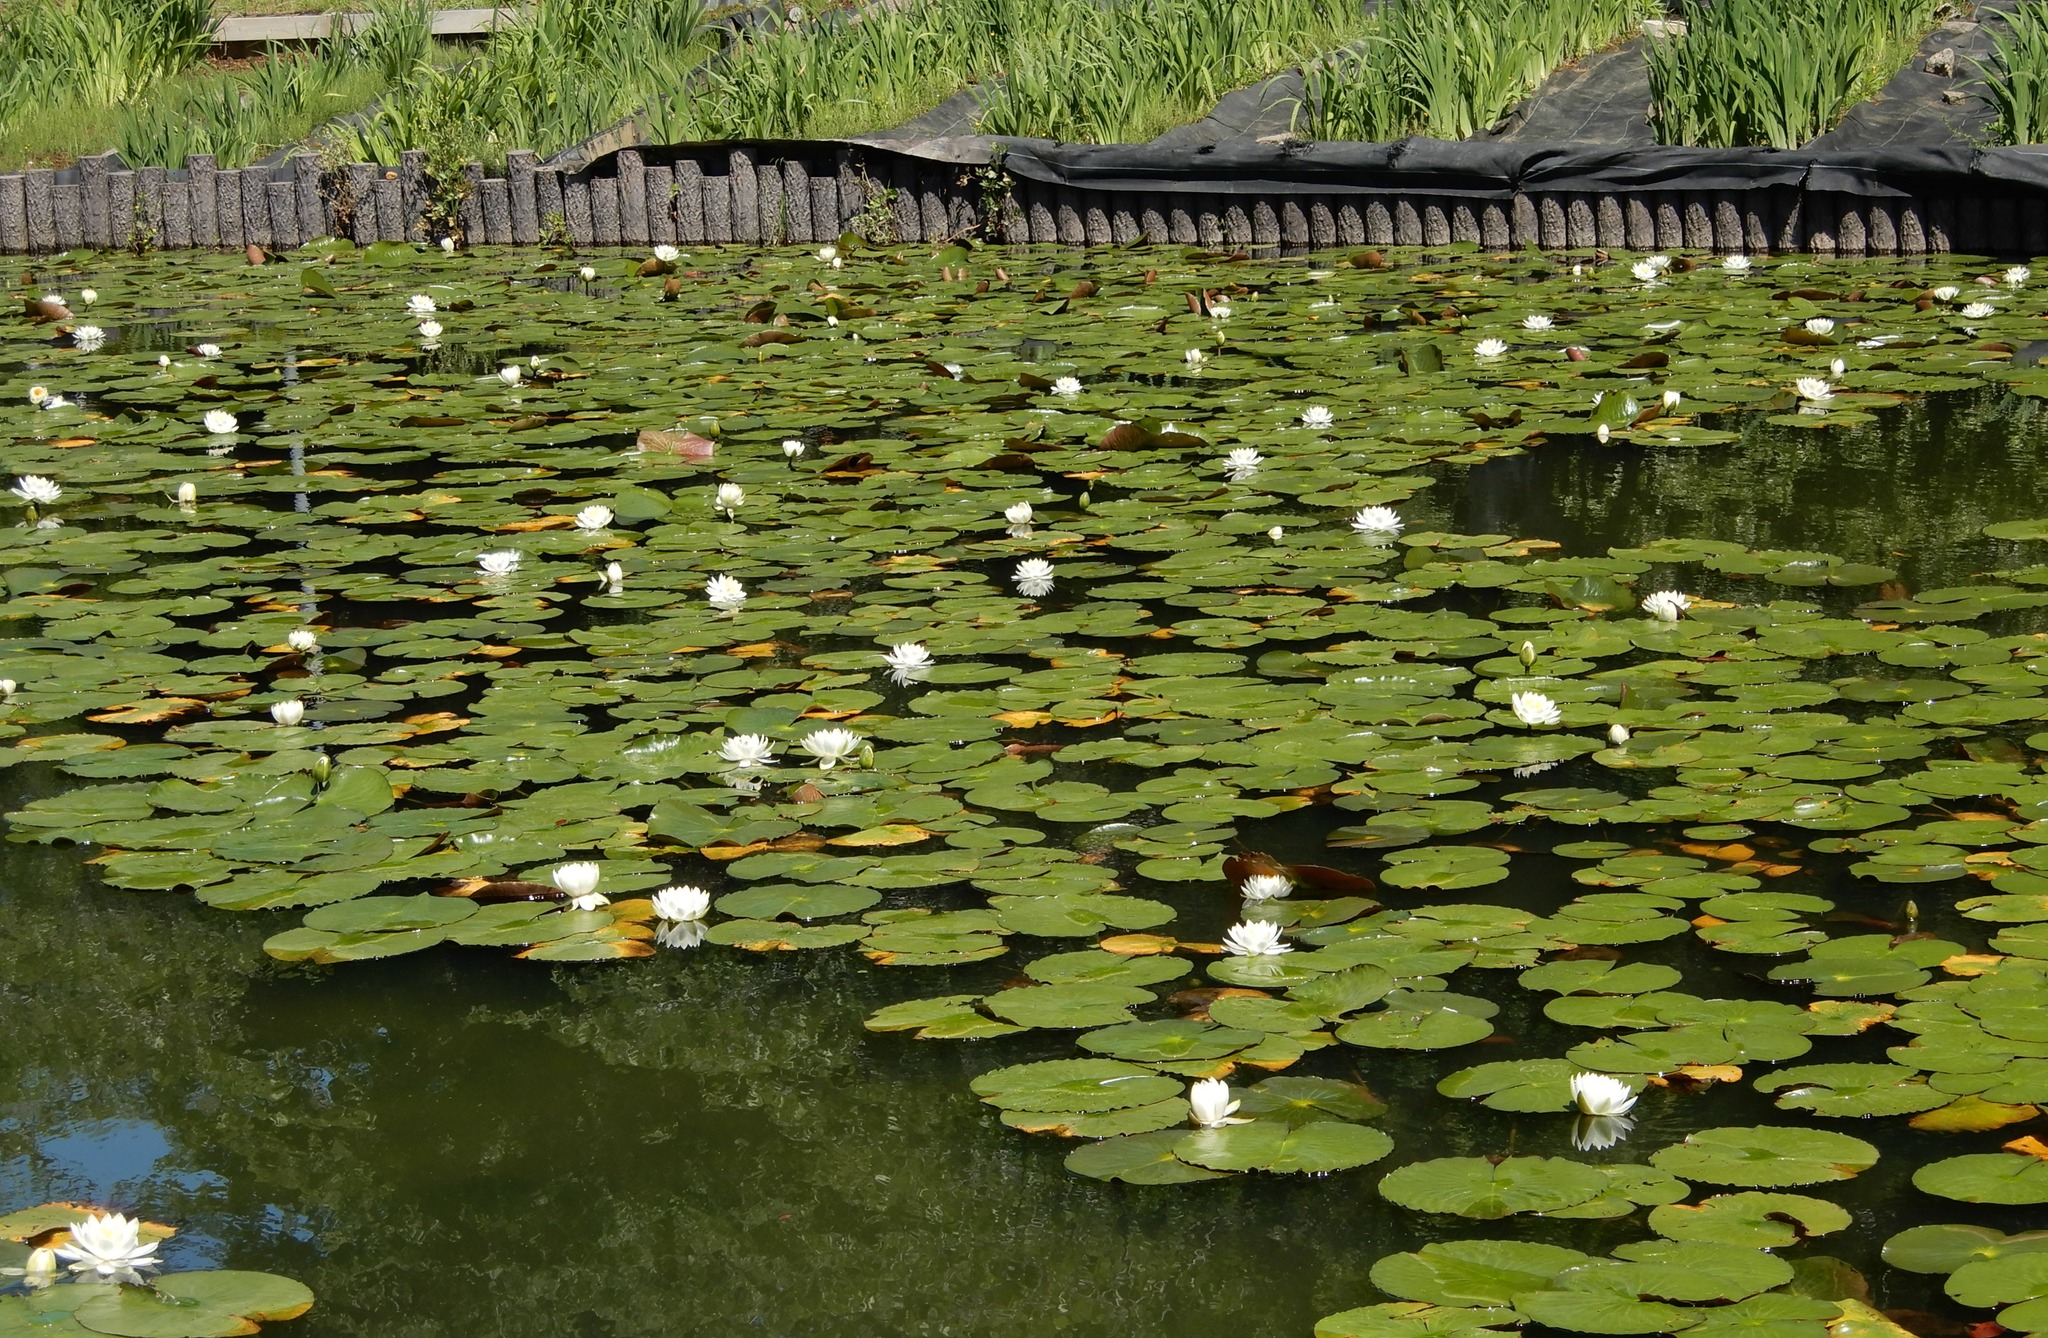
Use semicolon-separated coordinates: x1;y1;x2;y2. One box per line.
1926;47;1956;77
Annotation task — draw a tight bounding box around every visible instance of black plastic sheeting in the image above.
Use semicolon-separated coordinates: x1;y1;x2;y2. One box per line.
1812;1;2015;150
991;136;2048;200
1483;38;1654;145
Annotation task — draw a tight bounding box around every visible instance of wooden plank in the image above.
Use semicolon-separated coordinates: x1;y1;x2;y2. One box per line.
0;175;24;253
371;176;401;241
80;152;112;247
295;154;326;239
458;161;484;243
268;180;301;249
645;164;676;245
1480;202;1510;249
346;164;376;244
190;154;220;246
1086;203;1112;245
1624;196;1653;250
482;177;512;244
507;149;539;244
25;169;56;252
782;161;812;241
241;167;271;248
1449;202;1479;245
399;149;426;240
115;171;147;248
1308;200;1336;248
1168;202;1197;245
212;7;518;42
677;158;707;243
759;160;786;243
729;148;760;241
617;148;648;245
809;176;839;240
563;177;594;245
138;168;167;249
1566;195;1594;249
701;166;731;243
1224;201;1253;247
52;183;83;250
1536;196;1566;248
1338;201;1365;246
1595;196;1625;248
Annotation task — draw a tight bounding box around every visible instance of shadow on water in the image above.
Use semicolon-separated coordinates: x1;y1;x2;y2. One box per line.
8;384;2048;1334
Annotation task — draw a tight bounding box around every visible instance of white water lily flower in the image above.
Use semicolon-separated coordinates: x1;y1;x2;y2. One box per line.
720;733;777;768
1014;558;1055;598
1661;389;1682;411
1473;337;1508;358
1794;377;1833;403
287;629;318;654
715;482;745;518
196;343;222;358
1595;422;1612;443
11;476;60;506
1003;500;1033;525
1631;260;1659;282
1723;254;1751;272
1209;302;1232;320
1933;285;1960;301
652;244;680;264
1646;255;1671;271
1050;375;1083;397
1574;1114;1635;1152
651;884;712;922
498;365;522;387
270;699;305;727
1521;314;1553;331
1224;447;1263;480
2008;265;2031;286
706;574;746;610
0;679;15;698
407;294;435;316
440;236;456;253
883;642;933;685
1185;348;1206;366
579;265;597;281
175;482;197;509
1640;589;1691;622
574;504;613;530
1188;1078;1248;1128
1511;691;1562;728
799;727;863;770
71;325;105;352
1350;506;1404;539
782;438;805;460
1518;641;1537;669
1239;873;1293;902
1222;919;1292;957
1300;404;1334;429
819;245;838;263
53;1213;159;1279
603;560;624;591
1963;301;1997;319
1571;1071;1638;1116
478;550;521;576
79;288;96;305
27;386;49;405
1267;525;1284;541
417;320;442;340
1804;317;1835;336
1608;722;1632;745
553;861;605;909
204;409;237;435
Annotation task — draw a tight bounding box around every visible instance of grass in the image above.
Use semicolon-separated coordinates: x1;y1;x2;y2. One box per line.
1644;0;1941;148
1297;0;1651;141
1982;2;2048;145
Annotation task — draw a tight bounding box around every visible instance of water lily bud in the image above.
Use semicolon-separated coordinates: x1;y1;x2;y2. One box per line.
310;752;332;787
22;1246;57;1284
1267;525;1283;542
498;366;522;386
270;699;305;727
157;354;170;367
1595;423;1610;443
782;438;805;460
0;679;16;698
440;236;456;254
1608;723;1631;745
858;741;876;769
579;265;596;281
174;482;197;508
603;560;624;589
1661;389;1682;411
79;289;97;305
1830;357;1846;377
1518;641;1536;668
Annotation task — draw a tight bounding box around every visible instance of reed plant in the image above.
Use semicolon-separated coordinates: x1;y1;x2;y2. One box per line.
1982;2;2048;145
1299;0;1648;141
1645;0;1940;148
0;0;212;166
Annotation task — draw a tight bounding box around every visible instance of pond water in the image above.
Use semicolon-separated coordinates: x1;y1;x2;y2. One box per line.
8;246;2048;1338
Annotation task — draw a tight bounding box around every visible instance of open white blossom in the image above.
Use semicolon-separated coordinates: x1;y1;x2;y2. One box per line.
10;476;60;506
1239;873;1293;902
652;244;680;263
574;504;613;531
478;550;521;576
407;294;435;316
71;325;105;352
651;884;712;922
270;699;305;727
1521;314;1554;331
1004;500;1033;526
1222;920;1292;957
1473;337;1508;358
196;343;221;358
1571;1071;1638;1116
79;289;97;304
440;236;457;253
1963;301;1997;319
883;642;933;685
1631;260;1659;282
782;438;806;460
1794;377;1834;403
53;1213;159;1279
798;727;864;770
417;320;442;340
1050;376;1083;397
819;244;838;263
1574;1114;1635;1151
1209;302;1232;319
553;861;606;909
203;409;237;435
1646;254;1672;271
2008;265;2032;286
1932;285;1960;301
287;629;319;654
1804;317;1835;336
715;482;745;518
1723;254;1752;272
498;365;522;386
1640;590;1691;622
1350;506;1404;539
1188;1078;1248;1128
1511;691;1562;728
1185;348;1206;366
706;574;746;610
1014;558;1055;598
1224;447;1263;480
1300;404;1334;429
720;734;777;769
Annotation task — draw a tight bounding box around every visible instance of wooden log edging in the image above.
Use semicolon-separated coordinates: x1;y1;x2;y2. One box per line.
5;137;2048;257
